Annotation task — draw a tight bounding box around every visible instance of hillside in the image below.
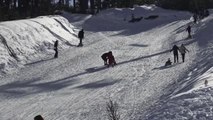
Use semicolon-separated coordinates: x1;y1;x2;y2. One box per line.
0;5;212;120
0;16;78;75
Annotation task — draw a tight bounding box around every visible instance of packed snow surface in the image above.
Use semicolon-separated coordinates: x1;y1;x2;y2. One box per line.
0;16;78;74
0;5;213;120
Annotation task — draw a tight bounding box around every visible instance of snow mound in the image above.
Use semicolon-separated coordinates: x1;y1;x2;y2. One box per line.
146;12;213;120
0;16;78;75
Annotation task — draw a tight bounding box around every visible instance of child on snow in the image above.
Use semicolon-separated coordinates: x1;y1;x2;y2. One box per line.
165;58;172;66
101;52;110;65
101;51;117;67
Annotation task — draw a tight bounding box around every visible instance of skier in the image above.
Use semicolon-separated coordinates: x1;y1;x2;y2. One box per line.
179;44;189;62
186;25;191;38
34;115;44;120
170;45;179;63
78;29;84;47
54;40;58;58
165;58;172;66
101;52;110;65
107;51;116;67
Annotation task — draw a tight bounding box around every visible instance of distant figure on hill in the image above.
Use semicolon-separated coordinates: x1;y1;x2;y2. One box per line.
179;44;189;62
34;115;44;120
54;40;58;58
101;52;110;65
193;14;198;24
165;58;172;66
205;80;208;87
186;25;191;38
170;45;180;63
107;51;116;67
78;29;84;47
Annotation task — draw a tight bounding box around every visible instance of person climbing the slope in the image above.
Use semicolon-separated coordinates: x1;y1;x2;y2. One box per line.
101;51;110;65
170;45;179;63
186;25;192;38
179;44;189;62
107;51;116;67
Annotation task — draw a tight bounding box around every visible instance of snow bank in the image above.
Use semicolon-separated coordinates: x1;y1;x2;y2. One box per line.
146;11;213;120
98;4;191;21
0;16;78;75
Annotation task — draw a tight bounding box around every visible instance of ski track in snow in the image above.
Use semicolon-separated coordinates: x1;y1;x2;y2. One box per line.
0;6;209;120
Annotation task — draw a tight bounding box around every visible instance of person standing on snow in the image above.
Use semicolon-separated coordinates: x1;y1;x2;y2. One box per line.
54;40;58;58
193;13;198;24
107;51;116;67
170;45;180;63
179;44;189;62
78;29;84;47
186;25;191;38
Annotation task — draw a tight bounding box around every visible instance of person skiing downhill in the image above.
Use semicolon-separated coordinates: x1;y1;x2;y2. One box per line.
179;44;189;62
107;51;116;67
170;45;179;63
186;25;191;38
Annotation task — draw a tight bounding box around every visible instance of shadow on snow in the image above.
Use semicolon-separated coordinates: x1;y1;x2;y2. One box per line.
75;79;121;89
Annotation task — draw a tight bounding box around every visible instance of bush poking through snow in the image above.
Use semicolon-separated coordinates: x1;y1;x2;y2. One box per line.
106;99;120;120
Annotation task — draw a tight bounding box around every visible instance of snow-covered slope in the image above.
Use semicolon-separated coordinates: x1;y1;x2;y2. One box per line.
146;11;213;120
0;5;213;120
0;16;78;75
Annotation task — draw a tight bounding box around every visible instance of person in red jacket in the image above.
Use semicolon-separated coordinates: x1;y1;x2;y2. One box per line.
107;51;116;67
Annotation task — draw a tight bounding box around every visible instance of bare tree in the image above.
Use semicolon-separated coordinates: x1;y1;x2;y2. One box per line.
106;99;120;120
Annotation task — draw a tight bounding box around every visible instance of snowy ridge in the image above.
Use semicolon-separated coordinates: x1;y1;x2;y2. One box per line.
0;16;78;75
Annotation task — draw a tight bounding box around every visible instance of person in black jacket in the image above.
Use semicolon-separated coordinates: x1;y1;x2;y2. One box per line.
54;40;58;58
78;29;84;47
101;52;109;65
170;45;179;63
186;25;191;38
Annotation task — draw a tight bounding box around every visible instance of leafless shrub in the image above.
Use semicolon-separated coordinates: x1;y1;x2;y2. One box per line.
106;99;120;120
